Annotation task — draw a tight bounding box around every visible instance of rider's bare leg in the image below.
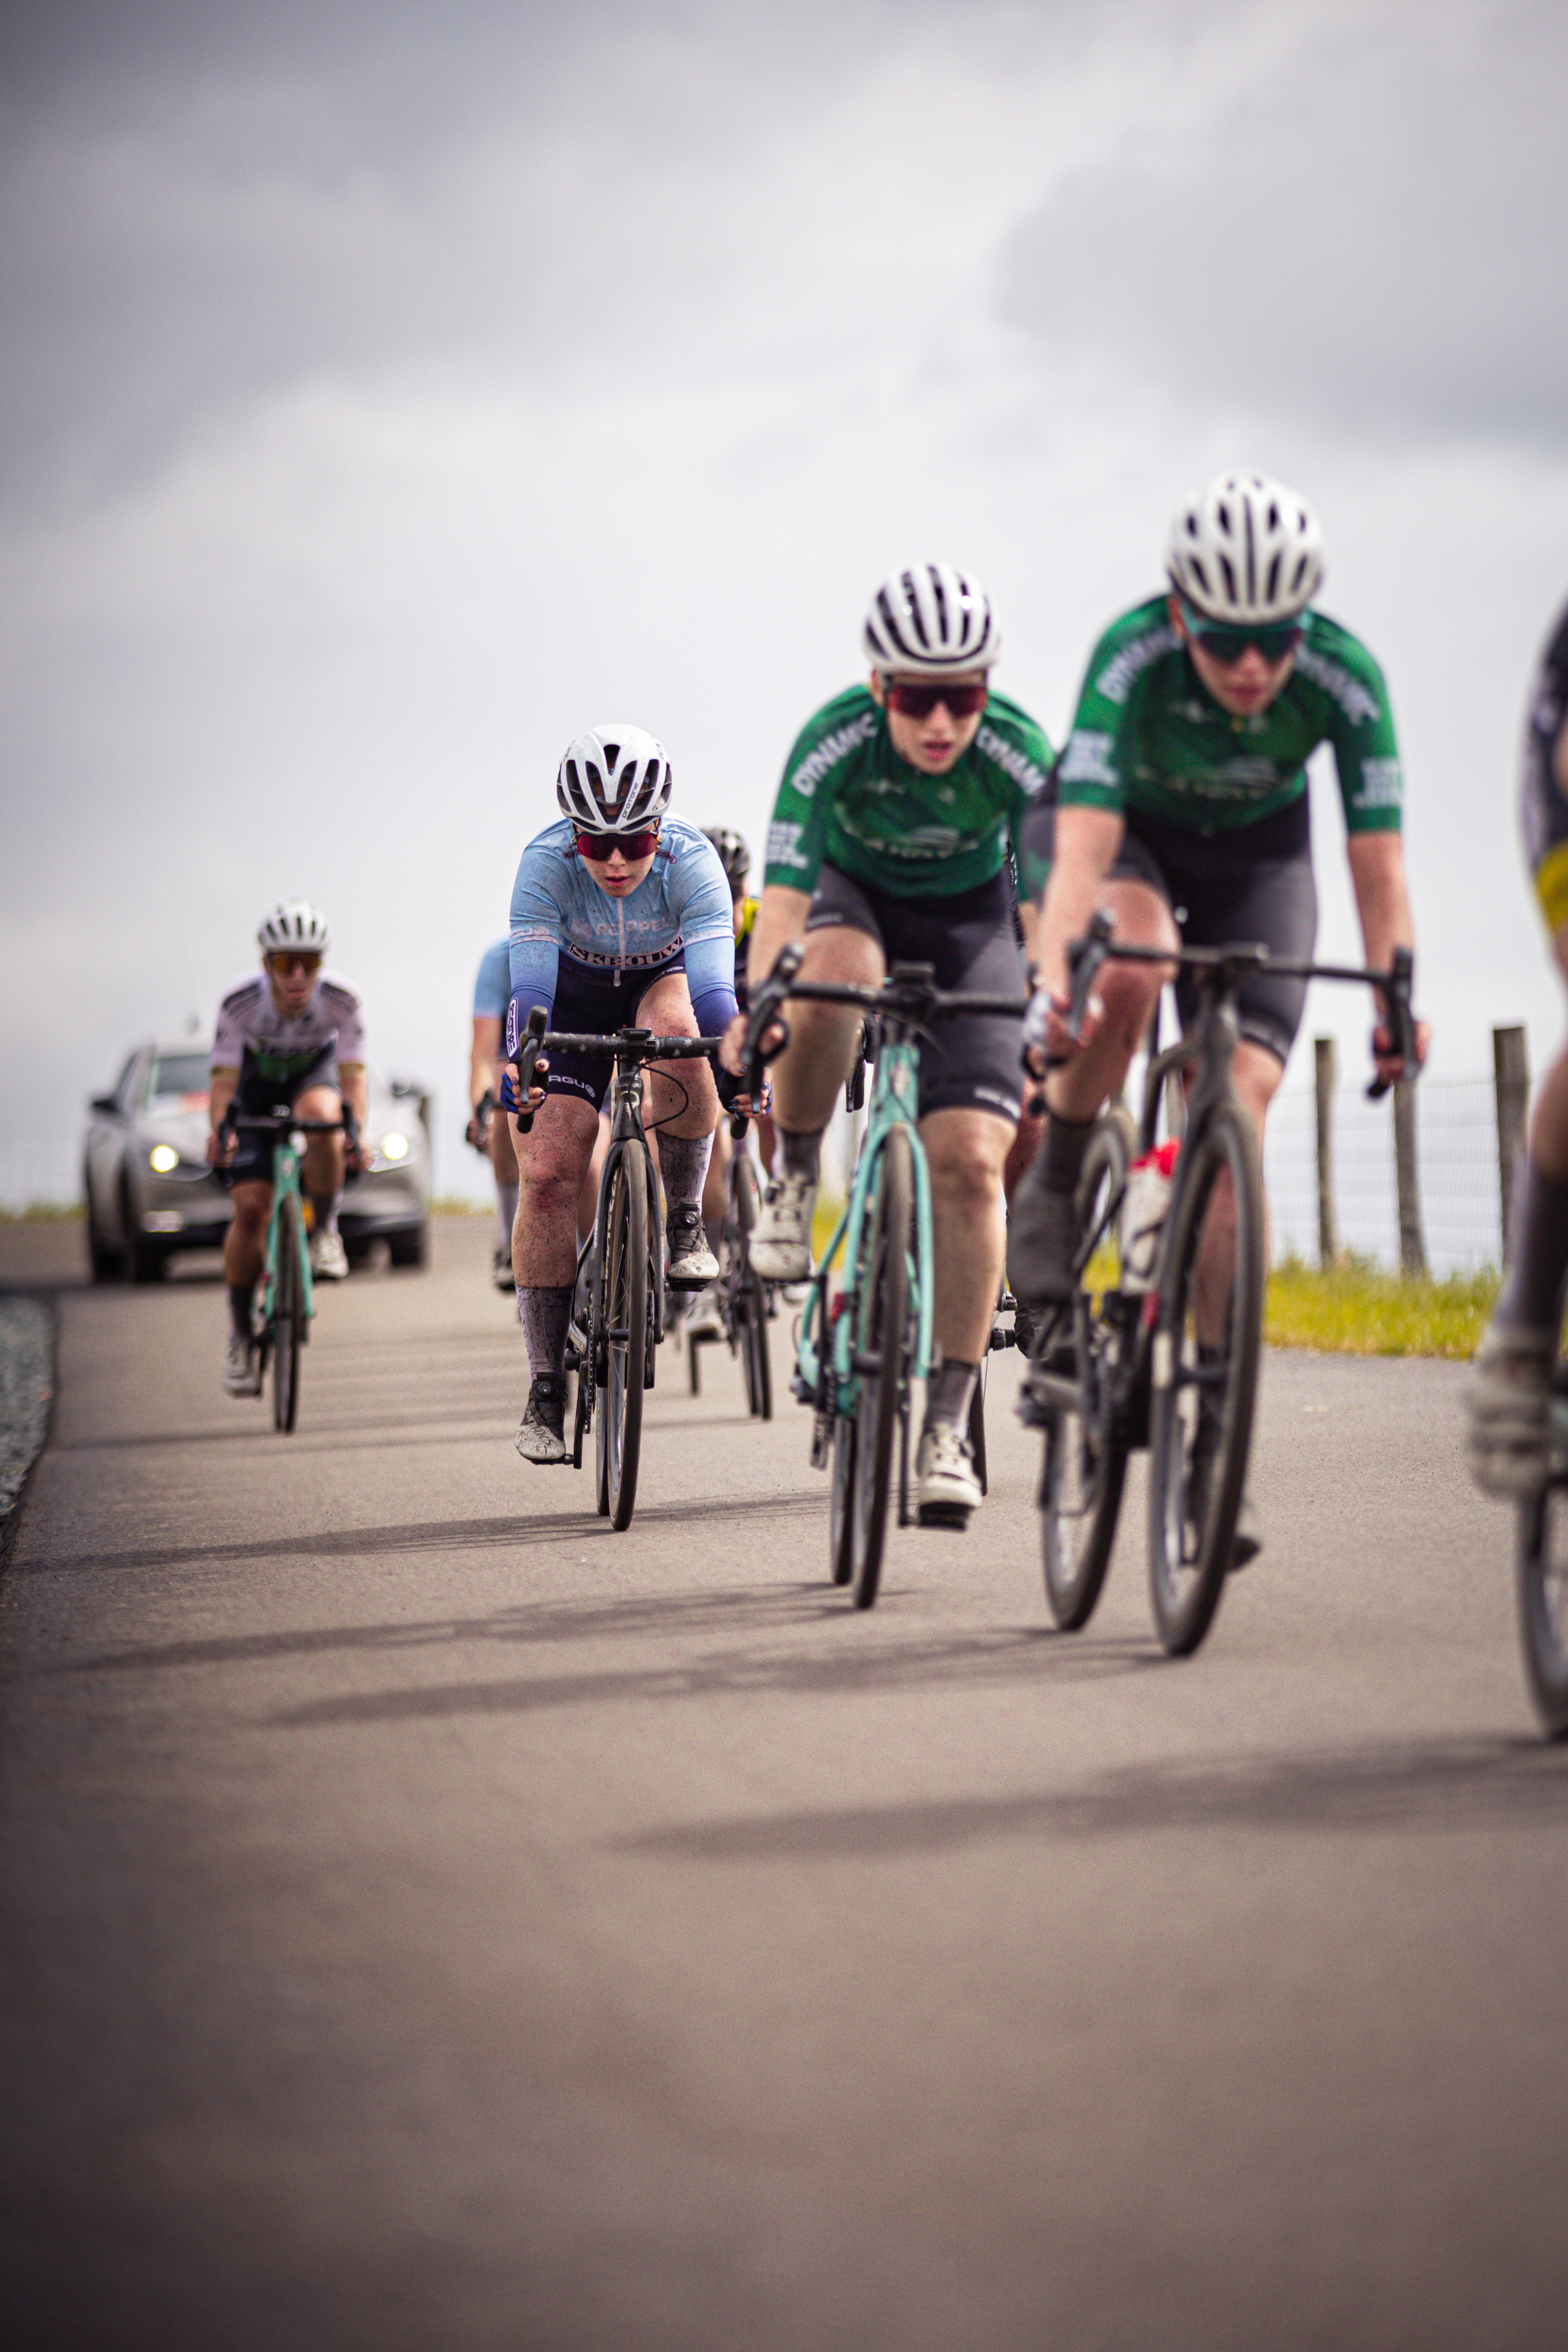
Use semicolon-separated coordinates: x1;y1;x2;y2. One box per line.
921;1105;1015;1411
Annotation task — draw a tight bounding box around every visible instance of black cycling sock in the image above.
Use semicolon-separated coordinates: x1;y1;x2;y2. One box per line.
924;1357;978;1431
1040;1112;1094;1194
310;1191;341;1236
777;1127;822;1184
516;1283;574;1383
228;1283;255;1342
659;1131;713;1217
1495;1160;1568;1333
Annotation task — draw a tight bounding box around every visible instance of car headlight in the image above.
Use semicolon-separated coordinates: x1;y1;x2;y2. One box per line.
148;1144;180;1174
379;1131;410;1162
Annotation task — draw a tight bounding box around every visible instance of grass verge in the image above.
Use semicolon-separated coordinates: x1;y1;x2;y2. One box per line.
0;1202;82;1224
1264;1253;1496;1359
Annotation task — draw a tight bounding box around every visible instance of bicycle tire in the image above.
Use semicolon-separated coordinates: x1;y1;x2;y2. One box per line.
1517;1474;1568;1738
967;1368;988;1498
738;1265;772;1420
829;1410;857;1584
597;1148;648;1531
272;1192;305;1434
1040;1114;1133;1631
1146;1096;1264;1657
849;1123;914;1610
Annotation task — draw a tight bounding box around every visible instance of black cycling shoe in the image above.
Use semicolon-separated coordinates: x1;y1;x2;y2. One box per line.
516;1374;570;1465
1006;1156;1080;1305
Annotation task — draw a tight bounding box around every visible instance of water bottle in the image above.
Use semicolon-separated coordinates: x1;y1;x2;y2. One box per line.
1120;1139;1180;1292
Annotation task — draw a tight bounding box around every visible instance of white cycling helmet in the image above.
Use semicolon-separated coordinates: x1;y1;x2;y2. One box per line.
862;560;1000;677
555;724;673;832
257;900;330;956
1167;471;1325;623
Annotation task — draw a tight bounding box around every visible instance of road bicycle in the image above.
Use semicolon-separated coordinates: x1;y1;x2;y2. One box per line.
223;1062;359;1434
1515;1374;1568;1738
512;1010;722;1530
682;1105;774;1421
1024;912;1417;1656
742;947;1029;1610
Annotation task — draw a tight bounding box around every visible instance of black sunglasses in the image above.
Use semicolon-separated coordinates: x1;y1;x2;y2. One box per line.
884;678;989;720
1180;599;1303;666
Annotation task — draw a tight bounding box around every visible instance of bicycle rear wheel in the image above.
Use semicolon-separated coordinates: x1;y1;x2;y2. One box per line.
848;1124;914;1610
1518;1452;1568;1737
1040;1117;1134;1630
272;1193;305;1434
737;1265;772;1420
1147;1097;1264;1657
597;1148;649;1531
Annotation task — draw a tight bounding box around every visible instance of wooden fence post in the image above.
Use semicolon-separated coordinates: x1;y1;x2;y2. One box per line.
1314;1036;1339;1268
1494;1025;1530;1262
1393;1079;1427;1276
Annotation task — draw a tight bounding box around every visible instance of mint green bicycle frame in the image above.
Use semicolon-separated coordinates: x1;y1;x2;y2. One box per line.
260;1133;315;1338
794;1038;935;1438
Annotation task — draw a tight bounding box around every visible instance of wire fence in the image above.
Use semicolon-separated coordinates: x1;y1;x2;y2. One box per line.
1265;1074;1502;1275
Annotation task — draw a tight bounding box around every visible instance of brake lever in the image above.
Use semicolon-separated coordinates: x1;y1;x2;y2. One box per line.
511;1005;548;1134
1036;907;1115;1079
1366;945;1417;1101
745;942;803;1102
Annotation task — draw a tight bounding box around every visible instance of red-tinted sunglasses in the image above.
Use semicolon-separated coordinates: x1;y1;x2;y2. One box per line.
575;826;660;863
885;679;989;720
267;951;321;975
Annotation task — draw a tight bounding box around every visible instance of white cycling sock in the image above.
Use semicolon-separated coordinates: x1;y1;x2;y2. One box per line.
497;1181;519;1247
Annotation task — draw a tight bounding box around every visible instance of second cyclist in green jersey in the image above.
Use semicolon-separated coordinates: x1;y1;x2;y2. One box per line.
724;560;1050;1529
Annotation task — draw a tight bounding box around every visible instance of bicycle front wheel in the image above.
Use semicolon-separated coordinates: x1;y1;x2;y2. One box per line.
829;1410;857;1585
597;1149;649;1531
737;1265;772;1420
1518;1476;1568;1737
848;1124;914;1610
1146;1097;1264;1657
1040;1117;1133;1631
272;1193;305;1434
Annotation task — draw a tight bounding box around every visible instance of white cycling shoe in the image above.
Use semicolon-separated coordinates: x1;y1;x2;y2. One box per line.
666;1206;720;1288
310;1227;350;1281
916;1421;982;1529
1466;1322;1555;1498
682;1284;726;1340
222;1335;261;1397
749;1173;816;1283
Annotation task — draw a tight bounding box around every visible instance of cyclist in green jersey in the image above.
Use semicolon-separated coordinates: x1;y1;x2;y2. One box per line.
1010;473;1427;1554
719;561;1051;1528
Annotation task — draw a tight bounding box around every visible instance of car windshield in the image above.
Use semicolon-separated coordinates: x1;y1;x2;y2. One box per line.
147;1051;211;1111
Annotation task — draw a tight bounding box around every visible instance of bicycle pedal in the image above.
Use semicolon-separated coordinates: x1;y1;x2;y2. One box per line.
916;1500;973;1531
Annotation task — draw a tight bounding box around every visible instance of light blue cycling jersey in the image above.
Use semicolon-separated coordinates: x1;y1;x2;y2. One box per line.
507;815;738;1051
473;938;510;1022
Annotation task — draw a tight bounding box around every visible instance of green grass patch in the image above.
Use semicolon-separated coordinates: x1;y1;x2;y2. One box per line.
0;1201;83;1224
430;1196;494;1217
1264;1252;1496;1359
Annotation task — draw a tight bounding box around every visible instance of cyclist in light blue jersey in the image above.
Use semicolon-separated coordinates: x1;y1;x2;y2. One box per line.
504;724;740;1463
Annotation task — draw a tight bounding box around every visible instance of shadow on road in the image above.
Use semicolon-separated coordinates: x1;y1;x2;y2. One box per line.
21;1487;830;1582
616;1738;1568;1860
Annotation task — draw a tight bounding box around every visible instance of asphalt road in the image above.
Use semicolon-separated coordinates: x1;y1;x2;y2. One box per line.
2;1219;1566;2351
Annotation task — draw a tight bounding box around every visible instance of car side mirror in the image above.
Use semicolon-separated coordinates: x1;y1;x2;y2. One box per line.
89;1094;118;1115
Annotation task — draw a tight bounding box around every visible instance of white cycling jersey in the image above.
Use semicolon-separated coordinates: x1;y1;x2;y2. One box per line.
212;970;365;1083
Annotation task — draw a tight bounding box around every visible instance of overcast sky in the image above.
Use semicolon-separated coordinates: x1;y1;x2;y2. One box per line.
3;0;1567;1203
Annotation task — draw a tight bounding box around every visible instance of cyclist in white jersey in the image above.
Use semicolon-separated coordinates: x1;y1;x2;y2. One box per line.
504;725;740;1463
206;902;367;1395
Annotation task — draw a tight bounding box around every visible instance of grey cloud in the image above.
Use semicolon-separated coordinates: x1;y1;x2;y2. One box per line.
997;4;1568;452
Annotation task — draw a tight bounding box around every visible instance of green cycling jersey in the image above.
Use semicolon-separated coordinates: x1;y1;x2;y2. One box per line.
1049;594;1403;844
763;685;1053;901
